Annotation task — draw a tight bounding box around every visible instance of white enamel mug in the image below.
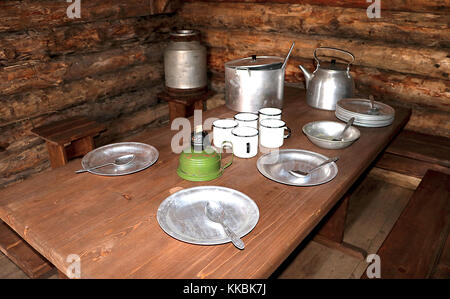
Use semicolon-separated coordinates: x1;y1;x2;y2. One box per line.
258;107;282;123
231;126;259;158
259;118;291;148
212;119;238;149
234;112;259;129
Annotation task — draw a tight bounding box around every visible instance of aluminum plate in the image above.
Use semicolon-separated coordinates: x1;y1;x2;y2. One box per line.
157;186;259;246
81;142;159;176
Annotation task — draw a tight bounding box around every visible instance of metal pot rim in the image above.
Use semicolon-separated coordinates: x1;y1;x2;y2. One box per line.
225;56;284;70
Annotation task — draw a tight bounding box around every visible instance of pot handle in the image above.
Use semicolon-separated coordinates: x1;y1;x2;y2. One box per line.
220;141;234;171
235;66;251;77
313;47;355;72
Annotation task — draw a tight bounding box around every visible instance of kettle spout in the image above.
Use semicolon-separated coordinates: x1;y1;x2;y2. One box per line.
298;65;312;89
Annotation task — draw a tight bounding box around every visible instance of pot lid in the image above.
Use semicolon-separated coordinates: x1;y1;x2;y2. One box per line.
177;147;223;182
225;55;283;70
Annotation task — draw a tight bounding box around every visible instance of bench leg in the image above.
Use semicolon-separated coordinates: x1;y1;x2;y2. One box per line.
66;136;94;159
313;195;367;259
46;142;68;168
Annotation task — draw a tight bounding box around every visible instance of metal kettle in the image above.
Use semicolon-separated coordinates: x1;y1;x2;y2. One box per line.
299;47;355;111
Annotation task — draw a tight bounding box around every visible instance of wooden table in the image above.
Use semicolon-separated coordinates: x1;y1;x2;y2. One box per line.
0;87;410;278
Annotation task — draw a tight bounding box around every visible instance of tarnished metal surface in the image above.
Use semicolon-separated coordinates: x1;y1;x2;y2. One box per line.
257;149;338;186
164;40;207;90
225;56;285;113
157;186;259;246
302;120;360;149
81;142;159;176
336;98;395;127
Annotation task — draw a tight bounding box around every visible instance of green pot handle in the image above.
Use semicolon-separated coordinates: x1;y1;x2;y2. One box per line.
220;141;233;171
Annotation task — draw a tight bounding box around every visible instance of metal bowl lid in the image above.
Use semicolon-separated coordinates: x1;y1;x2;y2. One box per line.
170;29;198;37
225;55;283;70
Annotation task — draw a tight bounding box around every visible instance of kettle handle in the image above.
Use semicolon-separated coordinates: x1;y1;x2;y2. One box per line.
313;47;355;72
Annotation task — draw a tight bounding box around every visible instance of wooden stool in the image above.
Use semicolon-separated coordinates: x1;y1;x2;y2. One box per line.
158;89;215;122
31;116;106;168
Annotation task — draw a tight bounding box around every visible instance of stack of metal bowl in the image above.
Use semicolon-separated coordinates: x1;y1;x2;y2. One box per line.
335;98;395;127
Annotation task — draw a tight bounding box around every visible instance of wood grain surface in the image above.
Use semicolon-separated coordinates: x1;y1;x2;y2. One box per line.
0;87;411;278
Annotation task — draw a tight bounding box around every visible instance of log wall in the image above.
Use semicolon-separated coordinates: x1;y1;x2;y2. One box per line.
177;0;450;138
0;0;179;187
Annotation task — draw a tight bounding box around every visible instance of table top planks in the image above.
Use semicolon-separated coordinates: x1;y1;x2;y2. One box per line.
0;87;411;278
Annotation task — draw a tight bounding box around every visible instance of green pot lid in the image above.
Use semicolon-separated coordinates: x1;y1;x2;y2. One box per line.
177;147;224;182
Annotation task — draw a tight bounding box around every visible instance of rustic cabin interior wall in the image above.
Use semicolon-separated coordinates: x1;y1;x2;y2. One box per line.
177;0;450;137
0;0;449;188
0;1;179;187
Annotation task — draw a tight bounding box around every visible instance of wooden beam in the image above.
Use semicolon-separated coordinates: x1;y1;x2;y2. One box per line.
0;42;165;96
179;2;450;47
0;16;174;67
0;63;163;126
199;28;449;80
0;0;179;33
183;0;450;13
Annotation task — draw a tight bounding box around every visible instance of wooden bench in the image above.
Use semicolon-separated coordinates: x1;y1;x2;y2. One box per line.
0;221;54;278
362;170;450;278
372;130;450;190
30;116;105;169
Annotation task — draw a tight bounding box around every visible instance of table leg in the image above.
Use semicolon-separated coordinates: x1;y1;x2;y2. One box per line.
313;195;367;259
46;142;68;168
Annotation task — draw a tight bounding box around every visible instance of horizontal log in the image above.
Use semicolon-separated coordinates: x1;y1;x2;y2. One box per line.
207;48;450;112
0;63;164;126
183;0;450;13
199;29;449;80
0;143;48;179
0;0;179;33
207;70;450;139
97;103;170;145
0;15;174;66
0;42;165;96
0;160;50;189
179;2;450;47
0;84;162;154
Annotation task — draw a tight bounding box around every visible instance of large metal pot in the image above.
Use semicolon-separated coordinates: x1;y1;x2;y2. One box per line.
164;29;207;93
225;55;285;113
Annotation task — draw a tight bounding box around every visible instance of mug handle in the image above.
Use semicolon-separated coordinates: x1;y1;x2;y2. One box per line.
284;126;292;139
220;141;234;171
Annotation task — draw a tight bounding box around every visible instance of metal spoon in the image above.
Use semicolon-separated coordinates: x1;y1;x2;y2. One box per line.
75;154;135;174
205;201;245;250
332;117;354;141
367;95;380;115
289;156;339;177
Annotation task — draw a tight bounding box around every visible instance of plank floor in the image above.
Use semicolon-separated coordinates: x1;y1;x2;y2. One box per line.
0;173;412;279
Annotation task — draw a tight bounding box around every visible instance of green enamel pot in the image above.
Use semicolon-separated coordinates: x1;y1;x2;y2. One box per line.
177;142;233;181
